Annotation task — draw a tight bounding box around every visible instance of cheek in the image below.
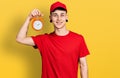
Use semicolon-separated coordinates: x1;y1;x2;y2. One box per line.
62;18;67;22
51;17;57;22
62;16;67;20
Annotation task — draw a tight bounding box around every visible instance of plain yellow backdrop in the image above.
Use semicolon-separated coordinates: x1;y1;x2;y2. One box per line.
0;0;120;78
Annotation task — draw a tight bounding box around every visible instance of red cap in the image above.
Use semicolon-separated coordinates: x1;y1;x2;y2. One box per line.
50;1;67;12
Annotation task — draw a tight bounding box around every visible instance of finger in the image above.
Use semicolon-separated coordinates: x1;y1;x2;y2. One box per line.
35;9;44;16
37;9;41;16
31;9;36;16
31;8;44;17
32;9;38;16
36;9;40;15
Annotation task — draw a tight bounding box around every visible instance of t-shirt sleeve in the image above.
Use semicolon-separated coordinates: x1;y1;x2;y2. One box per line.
79;35;90;58
31;35;44;52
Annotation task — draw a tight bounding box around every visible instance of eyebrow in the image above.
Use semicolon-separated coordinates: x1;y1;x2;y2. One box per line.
52;13;65;15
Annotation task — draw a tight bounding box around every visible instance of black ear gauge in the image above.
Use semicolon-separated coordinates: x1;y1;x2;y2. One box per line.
66;19;68;22
50;20;52;22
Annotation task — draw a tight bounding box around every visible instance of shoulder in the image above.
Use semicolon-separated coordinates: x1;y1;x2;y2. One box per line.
70;31;84;39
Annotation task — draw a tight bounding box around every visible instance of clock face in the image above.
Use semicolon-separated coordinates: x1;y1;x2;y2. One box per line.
33;20;43;30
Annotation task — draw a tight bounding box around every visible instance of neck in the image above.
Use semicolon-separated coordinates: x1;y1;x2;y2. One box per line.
54;26;69;36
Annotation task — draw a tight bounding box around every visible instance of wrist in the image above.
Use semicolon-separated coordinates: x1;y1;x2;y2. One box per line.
27;16;32;21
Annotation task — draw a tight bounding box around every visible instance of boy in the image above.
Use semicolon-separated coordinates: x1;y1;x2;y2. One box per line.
16;1;90;78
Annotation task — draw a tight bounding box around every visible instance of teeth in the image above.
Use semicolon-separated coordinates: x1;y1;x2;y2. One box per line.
57;22;60;23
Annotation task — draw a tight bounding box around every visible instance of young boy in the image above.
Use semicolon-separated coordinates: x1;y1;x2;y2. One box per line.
16;1;90;78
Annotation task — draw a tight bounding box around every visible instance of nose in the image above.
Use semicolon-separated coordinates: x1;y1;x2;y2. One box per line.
57;16;61;21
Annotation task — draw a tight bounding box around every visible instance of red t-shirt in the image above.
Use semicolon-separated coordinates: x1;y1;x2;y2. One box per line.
32;31;90;78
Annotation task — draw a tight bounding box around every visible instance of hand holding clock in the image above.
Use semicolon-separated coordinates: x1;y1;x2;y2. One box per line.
28;8;43;20
28;9;44;31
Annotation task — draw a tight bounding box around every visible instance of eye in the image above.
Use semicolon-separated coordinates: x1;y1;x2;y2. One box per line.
52;14;57;17
61;14;65;17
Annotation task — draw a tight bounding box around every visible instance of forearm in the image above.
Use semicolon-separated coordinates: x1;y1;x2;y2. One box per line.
80;64;88;78
16;17;31;41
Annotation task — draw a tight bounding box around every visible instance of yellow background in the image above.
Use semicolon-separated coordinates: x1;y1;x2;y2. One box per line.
0;0;120;78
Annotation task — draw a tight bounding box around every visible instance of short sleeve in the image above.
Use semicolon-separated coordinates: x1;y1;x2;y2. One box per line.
79;36;90;58
31;35;44;52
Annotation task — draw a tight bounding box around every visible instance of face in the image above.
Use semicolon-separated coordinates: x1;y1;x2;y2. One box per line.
50;10;68;29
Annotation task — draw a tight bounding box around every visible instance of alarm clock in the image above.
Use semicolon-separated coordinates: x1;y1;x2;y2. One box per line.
31;16;43;31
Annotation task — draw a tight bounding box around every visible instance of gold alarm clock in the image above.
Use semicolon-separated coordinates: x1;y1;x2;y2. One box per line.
31;16;43;31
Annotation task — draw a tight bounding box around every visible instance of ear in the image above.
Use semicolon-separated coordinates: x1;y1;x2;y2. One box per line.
66;15;68;22
49;15;52;23
49;15;51;20
66;14;68;20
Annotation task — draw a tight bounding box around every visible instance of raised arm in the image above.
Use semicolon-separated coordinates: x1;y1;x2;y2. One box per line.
16;9;42;46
